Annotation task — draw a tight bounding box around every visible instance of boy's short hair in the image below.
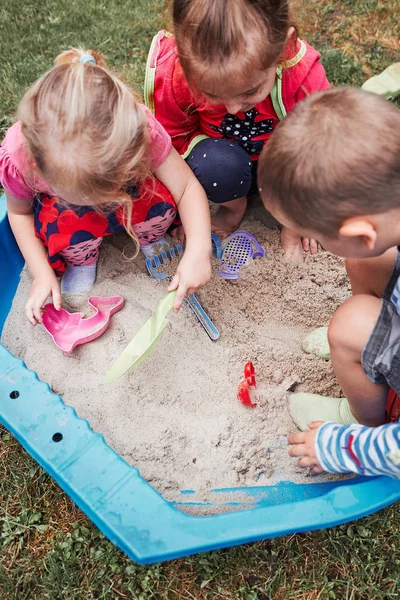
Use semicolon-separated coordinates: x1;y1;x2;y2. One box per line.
259;88;400;235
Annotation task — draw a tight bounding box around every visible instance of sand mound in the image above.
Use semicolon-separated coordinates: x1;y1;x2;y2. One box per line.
2;218;351;511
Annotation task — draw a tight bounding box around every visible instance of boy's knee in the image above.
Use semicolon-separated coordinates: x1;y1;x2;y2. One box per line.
328;295;382;354
328;303;349;350
186;139;252;203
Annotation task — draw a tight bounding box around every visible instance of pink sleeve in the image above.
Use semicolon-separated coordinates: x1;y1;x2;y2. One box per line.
143;105;172;168
0;122;39;199
0;122;51;199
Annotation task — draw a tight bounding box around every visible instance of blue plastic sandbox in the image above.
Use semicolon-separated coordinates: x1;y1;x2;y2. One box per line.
1;193;400;564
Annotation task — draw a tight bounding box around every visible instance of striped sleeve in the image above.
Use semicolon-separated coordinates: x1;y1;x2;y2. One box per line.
314;422;400;479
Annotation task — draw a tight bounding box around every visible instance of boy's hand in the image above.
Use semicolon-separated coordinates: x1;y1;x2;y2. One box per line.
167;250;212;311
288;421;325;475
25;272;62;325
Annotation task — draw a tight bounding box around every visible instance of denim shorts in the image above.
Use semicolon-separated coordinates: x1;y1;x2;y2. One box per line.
362;248;400;392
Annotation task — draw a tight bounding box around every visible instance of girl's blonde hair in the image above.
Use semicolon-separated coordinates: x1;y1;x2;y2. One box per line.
173;0;296;95
18;48;152;252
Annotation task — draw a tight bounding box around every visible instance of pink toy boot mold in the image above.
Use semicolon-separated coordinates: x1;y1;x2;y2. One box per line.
42;296;124;353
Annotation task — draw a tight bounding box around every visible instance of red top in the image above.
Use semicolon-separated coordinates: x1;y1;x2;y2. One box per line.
146;31;330;159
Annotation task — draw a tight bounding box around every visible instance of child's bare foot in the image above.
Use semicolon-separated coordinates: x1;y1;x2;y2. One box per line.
281;226;319;261
301;237;319;254
170;225;185;244
281;226;303;261
211;196;247;238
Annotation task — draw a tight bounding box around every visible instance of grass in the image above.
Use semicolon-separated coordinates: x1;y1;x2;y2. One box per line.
1;0;400;597
294;0;399;86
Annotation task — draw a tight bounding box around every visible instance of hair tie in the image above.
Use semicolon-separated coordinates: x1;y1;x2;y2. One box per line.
79;53;96;65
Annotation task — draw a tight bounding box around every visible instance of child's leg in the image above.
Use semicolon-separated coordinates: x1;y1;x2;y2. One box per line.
118;179;178;253
290;295;388;429
279;217;321;260
33;196;111;293
60;238;102;293
281;227;308;262
211;196;248;238
186;138;252;237
331;249;399;424
291;249;399;429
328;294;389;425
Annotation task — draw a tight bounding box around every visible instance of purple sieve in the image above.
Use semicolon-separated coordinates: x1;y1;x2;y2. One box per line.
216;230;266;280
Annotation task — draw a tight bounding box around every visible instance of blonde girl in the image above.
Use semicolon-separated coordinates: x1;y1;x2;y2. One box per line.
0;48;212;324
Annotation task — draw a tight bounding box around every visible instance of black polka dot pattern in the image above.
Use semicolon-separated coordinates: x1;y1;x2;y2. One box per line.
186;138;253;204
210;109;274;157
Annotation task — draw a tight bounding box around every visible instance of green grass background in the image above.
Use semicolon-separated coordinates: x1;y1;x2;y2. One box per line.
1;0;400;598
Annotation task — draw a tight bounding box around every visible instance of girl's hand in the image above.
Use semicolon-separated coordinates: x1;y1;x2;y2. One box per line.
25;272;62;325
167;250;212;311
6;193;62;325
154;149;212;311
288;421;325;475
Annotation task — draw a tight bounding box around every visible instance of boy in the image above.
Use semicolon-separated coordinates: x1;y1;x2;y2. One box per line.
258;87;400;478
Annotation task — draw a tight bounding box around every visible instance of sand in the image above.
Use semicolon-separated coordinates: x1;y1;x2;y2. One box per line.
2;217;351;512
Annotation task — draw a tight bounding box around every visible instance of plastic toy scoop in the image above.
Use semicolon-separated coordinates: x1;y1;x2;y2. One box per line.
217;230;265;280
105;290;176;383
42;296;124;354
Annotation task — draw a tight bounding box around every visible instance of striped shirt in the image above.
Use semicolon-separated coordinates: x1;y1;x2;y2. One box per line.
315;422;400;478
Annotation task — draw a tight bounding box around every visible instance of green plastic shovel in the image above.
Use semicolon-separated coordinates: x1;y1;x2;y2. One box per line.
105;290;176;383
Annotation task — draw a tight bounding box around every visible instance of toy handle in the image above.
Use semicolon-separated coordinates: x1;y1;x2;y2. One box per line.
184;294;220;341
154;291;177;325
248;233;266;259
211;233;223;259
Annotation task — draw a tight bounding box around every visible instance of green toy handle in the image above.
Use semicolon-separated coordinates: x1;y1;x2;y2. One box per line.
105;291;177;383
153;289;176;326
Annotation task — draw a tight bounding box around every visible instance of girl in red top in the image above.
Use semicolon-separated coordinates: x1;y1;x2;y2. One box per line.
145;0;330;260
0;48;212;324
